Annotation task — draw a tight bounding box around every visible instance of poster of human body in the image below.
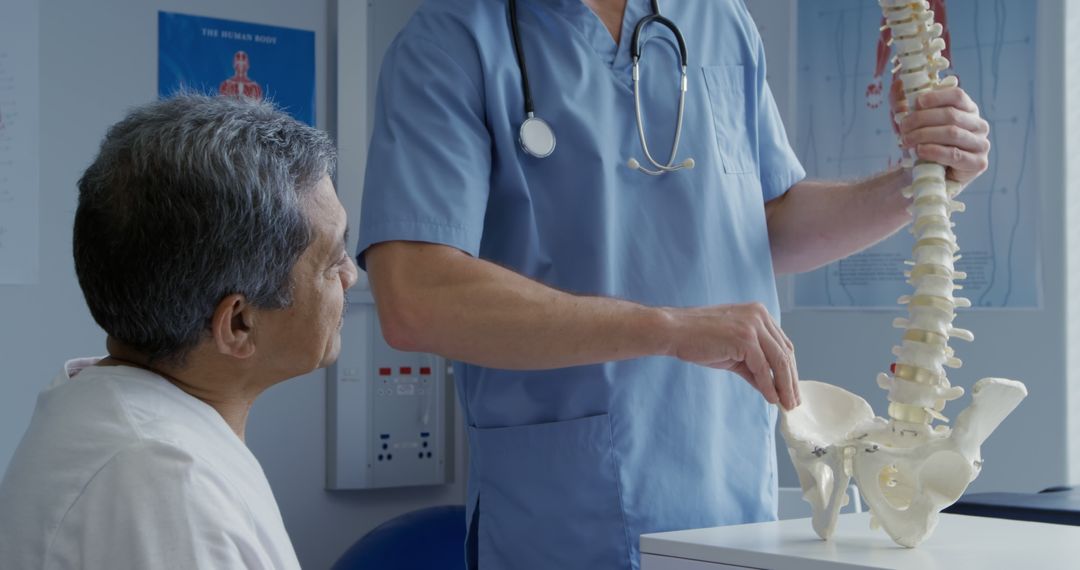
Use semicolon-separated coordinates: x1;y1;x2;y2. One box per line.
158;12;315;126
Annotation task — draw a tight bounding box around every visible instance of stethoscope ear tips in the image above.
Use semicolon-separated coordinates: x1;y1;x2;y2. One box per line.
626;156;694;174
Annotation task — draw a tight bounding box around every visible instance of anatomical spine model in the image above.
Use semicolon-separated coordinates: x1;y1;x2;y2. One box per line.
779;0;1027;548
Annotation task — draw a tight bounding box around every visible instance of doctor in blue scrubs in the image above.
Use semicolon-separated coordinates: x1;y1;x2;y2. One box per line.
357;0;991;568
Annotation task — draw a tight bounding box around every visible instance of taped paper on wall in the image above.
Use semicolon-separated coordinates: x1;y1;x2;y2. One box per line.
0;0;40;284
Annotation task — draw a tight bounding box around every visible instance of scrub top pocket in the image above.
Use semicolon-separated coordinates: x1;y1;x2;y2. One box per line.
702;65;754;174
472;413;632;570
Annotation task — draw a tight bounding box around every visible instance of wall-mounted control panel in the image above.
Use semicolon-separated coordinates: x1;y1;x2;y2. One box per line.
327;282;453;490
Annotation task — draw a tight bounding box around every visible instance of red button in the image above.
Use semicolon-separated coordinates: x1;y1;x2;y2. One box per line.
378;367;391;376
890;363;897;374
400;367;412;375
420;367;432;375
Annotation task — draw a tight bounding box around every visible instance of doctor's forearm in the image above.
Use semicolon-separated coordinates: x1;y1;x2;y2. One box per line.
364;241;674;370
765;167;913;275
366;241;800;408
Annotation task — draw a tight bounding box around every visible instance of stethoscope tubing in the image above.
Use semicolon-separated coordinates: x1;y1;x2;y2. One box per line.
508;0;535;117
509;0;693;173
631;57;689;175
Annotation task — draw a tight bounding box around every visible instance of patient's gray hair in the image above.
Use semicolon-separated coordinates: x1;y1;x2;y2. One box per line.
74;94;336;364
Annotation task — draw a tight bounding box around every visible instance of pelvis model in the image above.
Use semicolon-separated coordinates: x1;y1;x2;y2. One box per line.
779;0;1027;548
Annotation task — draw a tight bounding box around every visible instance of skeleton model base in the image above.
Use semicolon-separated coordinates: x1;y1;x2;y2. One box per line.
779;0;1027;547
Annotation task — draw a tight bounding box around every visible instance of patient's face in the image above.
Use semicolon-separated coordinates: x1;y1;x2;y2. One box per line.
258;175;357;377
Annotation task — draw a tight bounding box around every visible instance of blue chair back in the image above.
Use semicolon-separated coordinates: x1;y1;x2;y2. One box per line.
332;505;467;570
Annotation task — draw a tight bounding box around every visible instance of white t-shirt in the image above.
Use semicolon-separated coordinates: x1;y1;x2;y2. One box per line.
0;358;301;569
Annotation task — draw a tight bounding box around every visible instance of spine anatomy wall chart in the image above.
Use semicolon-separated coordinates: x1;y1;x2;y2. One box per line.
779;0;1028;547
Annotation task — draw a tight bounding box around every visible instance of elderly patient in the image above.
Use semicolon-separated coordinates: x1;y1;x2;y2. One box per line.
0;94;357;568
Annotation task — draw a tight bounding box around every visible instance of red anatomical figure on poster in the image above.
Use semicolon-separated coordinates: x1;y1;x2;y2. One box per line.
219;50;263;100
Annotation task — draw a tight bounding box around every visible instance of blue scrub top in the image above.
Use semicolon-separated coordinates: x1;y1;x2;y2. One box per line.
358;1;805;568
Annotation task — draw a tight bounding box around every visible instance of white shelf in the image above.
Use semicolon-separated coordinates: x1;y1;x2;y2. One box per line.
642;512;1080;569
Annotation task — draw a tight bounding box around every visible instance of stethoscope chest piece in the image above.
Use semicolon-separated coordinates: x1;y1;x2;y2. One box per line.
519;115;556;158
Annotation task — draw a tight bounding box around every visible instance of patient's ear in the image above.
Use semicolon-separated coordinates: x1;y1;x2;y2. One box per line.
210;294;256;359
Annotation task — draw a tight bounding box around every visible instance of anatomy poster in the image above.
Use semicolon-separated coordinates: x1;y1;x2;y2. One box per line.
791;0;1039;309
158;12;315;126
0;0;39;284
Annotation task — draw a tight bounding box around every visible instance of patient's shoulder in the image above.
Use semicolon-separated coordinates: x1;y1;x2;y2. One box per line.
43;440;271;568
0;364;259;551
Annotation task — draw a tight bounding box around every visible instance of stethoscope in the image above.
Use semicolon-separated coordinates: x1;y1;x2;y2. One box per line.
508;0;695;175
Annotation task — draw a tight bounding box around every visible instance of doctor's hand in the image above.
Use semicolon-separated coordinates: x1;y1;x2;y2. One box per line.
664;302;800;411
892;82;991;186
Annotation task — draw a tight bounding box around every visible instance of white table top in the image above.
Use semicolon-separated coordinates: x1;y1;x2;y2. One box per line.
641;513;1080;569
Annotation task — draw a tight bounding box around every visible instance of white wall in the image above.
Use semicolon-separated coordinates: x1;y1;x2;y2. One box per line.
1064;0;1080;486
0;1;465;569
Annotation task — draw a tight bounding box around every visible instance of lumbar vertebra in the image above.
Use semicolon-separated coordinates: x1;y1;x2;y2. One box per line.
779;0;1027;548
